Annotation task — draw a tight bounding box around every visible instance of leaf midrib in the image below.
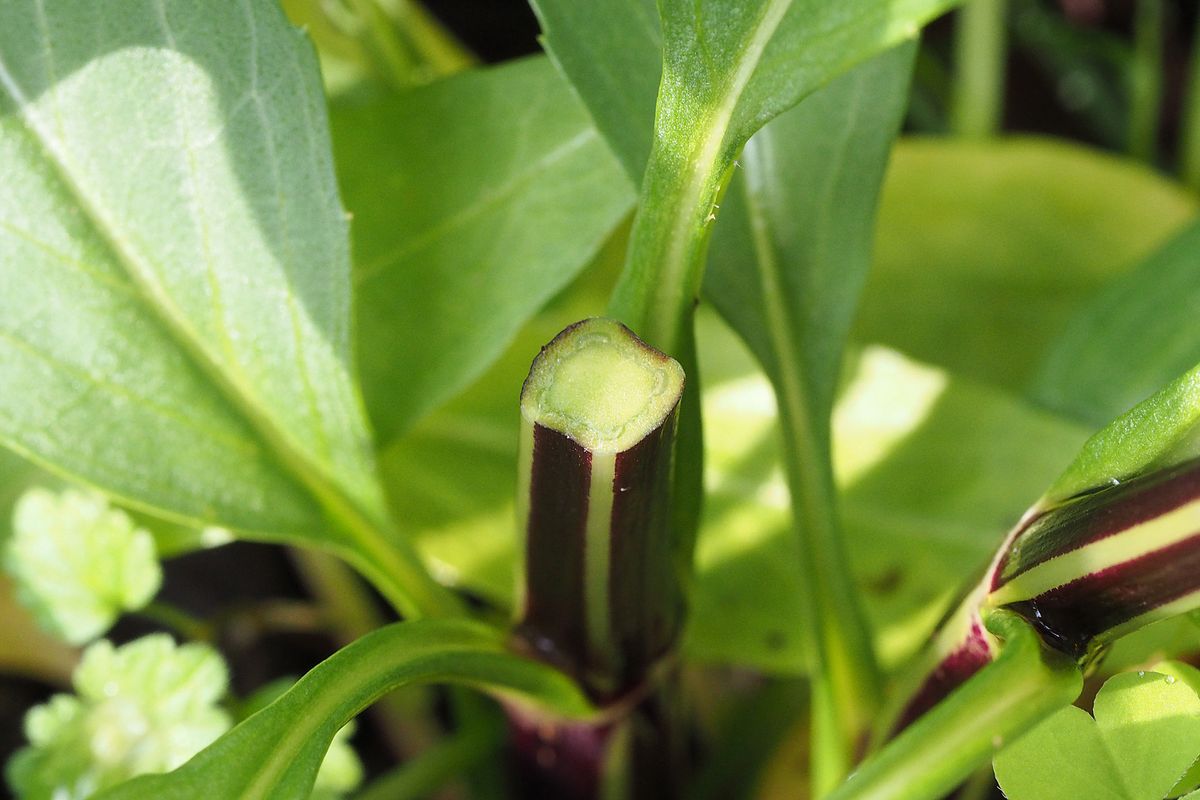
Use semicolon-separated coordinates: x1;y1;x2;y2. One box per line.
0;23;390;555
354;127;604;285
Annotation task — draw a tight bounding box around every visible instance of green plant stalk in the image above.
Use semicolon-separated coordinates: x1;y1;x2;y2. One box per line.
346;0;422;89
608;133;734;357
290;549;443;758
951;0;1007;138
605;116;737;694
1127;0;1164;162
739;163;883;794
609;56;882;798
137;601;212;642
356;725;501;800
780;412;880;797
1180;9;1200;190
826;612;1081;800
388;0;477;76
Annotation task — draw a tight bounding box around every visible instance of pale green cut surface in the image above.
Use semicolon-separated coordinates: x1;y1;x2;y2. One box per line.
521;319;685;453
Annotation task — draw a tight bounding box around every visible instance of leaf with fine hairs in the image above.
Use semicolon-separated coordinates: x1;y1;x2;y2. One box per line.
0;1;447;615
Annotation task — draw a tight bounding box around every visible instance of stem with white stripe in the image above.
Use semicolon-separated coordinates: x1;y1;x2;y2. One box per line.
880;456;1200;740
514;318;685;698
511;318;687;799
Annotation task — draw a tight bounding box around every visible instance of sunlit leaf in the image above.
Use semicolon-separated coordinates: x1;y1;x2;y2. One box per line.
994;665;1200;800
859;137;1197;392
0;0;448;617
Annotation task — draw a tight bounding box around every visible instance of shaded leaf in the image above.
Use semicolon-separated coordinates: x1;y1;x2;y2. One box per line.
1030;220;1200;428
336;56;633;444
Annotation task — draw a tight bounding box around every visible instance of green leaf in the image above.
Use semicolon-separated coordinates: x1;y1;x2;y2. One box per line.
994;666;1200;800
1029;222;1200;429
532;0;961;183
857;137;1197;393
235;678;364;800
707;42;915;449
335;56;633;443
7;635;231;800
528;0;660;180
0;1;448;616
95;620;592;800
1026;220;1200;503
3;488;161;645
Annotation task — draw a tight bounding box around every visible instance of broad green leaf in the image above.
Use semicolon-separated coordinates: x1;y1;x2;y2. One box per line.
532;0;962;182
8;635;231;800
994;667;1200;800
236;679;364;800
335;56;633;444
1030;220;1200;428
96;620;592;800
528;0;660;181
858;137;1197;392
3;488;161;645
0;1;446;615
1025;220;1200;504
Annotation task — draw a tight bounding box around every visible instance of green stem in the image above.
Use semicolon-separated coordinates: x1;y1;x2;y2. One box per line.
291;548;443;757
607;137;734;355
1180;9;1200;190
736;154;879;794
346;0;422;89
390;0;476;76
951;0;1007;138
138;601;213;642
355;727;501;800
825;612;1081;800
1127;0;1164;162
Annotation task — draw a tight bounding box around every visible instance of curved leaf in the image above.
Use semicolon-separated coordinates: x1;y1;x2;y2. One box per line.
96;620;592;800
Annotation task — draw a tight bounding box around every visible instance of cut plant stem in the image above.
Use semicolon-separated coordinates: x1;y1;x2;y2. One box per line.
880;456;1200;740
515;318;686;698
